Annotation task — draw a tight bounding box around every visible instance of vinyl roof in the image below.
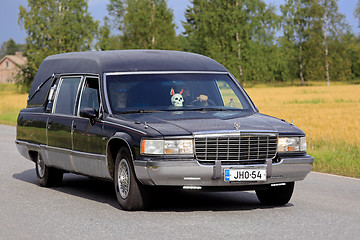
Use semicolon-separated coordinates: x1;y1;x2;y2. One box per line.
28;50;228;106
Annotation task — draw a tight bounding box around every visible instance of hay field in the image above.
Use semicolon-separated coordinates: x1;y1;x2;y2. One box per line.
0;84;28;126
246;85;360;178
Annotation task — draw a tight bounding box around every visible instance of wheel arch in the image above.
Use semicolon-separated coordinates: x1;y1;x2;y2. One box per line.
28;150;39;163
106;133;135;179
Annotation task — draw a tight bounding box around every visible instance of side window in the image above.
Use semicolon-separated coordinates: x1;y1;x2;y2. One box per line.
53;77;82;115
78;77;100;114
216;80;244;109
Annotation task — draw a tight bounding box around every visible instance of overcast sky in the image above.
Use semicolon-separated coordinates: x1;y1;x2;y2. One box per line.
0;0;358;45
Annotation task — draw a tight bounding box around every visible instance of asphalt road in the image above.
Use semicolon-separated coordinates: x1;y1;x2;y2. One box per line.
1;124;359;240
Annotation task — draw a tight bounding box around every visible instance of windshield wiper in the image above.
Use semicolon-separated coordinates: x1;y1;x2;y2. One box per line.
115;108;241;114
181;107;238;112
116;110;165;114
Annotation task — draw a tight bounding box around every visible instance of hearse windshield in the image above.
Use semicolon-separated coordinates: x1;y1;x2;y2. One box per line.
105;73;255;114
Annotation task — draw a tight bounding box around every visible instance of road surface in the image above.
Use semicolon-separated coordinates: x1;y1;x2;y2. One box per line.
1;124;359;239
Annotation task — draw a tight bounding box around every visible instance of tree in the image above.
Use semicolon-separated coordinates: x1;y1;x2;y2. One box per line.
0;39;25;59
96;17;113;51
280;0;350;85
107;0;178;50
183;0;279;85
280;0;315;85
18;0;98;91
355;0;360;28
307;0;349;84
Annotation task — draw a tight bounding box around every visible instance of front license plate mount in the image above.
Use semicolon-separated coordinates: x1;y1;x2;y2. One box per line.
224;169;267;182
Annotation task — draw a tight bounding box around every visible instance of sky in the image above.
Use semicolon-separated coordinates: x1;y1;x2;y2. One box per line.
0;0;358;46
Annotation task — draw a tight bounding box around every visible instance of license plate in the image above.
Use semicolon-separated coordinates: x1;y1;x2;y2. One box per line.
224;169;266;182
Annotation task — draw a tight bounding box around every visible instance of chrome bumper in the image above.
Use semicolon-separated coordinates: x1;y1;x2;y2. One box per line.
134;155;314;187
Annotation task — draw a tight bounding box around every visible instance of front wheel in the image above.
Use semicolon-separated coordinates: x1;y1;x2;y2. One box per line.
35;153;63;187
114;147;148;211
255;182;294;206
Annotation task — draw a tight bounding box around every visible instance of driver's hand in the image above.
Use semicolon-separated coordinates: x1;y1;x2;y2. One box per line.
198;95;208;102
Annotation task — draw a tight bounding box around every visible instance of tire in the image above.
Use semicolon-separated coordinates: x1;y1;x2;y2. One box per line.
256;182;295;206
35;153;63;187
114;147;148;211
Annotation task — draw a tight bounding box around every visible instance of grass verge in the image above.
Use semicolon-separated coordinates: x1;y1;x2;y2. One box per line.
308;139;360;178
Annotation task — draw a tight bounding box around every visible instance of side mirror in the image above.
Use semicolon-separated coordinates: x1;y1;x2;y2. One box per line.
80;108;97;120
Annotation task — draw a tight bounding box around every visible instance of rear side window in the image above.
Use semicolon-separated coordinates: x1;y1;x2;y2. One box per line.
53;77;82;115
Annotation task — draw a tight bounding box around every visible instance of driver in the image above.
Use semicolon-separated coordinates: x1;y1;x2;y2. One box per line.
182;87;209;106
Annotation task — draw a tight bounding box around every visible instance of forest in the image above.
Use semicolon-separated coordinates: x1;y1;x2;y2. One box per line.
3;0;360;90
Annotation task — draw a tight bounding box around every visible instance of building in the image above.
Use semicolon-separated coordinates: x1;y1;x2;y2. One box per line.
0;52;27;83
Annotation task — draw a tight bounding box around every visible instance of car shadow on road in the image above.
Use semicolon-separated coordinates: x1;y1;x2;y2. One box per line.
13;169;293;212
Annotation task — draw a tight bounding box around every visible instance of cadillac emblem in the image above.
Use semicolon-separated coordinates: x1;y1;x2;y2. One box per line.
234;122;241;130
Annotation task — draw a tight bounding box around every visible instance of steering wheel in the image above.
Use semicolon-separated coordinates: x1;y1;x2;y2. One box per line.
190;97;215;106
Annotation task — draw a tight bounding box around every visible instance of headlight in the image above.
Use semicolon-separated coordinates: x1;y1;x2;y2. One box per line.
141;139;194;155
278;137;306;152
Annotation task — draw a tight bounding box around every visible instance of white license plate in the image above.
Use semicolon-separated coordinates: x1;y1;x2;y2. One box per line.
224;169;266;182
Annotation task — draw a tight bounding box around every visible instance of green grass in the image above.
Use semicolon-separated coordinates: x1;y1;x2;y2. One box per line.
334;98;358;103
284;98;326;104
0;83;19;92
0;112;20;126
308;139;360;178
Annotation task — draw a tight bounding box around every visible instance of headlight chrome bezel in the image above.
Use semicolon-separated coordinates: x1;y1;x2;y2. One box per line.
141;139;194;155
277;136;306;153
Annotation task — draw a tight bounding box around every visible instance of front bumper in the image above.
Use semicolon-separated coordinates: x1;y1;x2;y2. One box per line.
134;155;314;187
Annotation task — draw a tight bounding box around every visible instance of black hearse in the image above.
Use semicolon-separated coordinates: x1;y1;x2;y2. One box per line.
16;50;313;210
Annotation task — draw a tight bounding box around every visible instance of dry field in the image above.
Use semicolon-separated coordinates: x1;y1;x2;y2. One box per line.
1;84;359;177
246;85;360;178
0;84;27;126
246;85;360;147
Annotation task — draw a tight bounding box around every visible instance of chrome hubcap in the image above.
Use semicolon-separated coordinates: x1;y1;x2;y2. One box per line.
117;159;130;199
36;155;45;178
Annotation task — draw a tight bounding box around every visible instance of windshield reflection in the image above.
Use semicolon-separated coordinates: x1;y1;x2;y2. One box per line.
106;73;254;114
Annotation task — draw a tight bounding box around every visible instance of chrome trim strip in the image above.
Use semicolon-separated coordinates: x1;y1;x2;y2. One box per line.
45;145;106;159
103;120;146;135
105;71;229;76
17;112;47;116
56;73;99;78
193;130;278;138
15;140;41;149
103;73;112;115
19;112;102;122
72;149;106;160
46;145;72;153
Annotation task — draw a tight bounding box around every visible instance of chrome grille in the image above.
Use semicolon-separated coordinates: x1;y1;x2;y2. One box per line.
194;133;277;165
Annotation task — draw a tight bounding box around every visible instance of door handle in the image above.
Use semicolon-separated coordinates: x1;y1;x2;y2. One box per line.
47;119;52;129
71;122;77;134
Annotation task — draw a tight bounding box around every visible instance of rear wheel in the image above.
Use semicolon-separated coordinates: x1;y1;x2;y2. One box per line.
35;153;63;187
114;147;148;211
256;182;294;206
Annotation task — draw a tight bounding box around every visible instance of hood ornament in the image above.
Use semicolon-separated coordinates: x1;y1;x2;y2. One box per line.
234;122;241;131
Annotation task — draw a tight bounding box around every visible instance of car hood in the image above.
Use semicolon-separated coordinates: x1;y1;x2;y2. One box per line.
112;111;304;137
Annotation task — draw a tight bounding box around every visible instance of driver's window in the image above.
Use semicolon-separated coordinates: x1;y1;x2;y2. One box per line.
78;77;100;115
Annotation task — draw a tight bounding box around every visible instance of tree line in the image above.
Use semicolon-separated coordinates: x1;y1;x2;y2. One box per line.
9;0;360;91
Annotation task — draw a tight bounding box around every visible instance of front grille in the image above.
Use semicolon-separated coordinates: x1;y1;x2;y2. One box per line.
194;133;277;165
